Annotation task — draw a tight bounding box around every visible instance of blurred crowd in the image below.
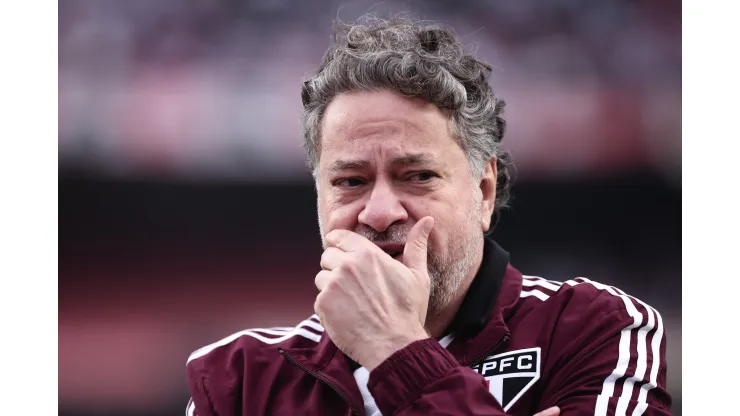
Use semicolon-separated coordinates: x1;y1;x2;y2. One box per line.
59;0;681;182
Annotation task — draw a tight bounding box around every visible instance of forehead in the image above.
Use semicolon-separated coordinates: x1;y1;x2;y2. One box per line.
319;90;456;162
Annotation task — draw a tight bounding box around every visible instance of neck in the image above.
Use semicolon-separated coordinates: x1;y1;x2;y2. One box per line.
425;283;470;339
424;239;485;339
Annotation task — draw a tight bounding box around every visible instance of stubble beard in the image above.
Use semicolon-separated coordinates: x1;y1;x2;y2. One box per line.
423;201;482;321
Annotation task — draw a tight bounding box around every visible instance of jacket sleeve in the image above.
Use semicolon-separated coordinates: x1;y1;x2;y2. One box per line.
185;337;249;416
368;338;509;415
536;287;672;415
186;360;216;416
185;397;205;416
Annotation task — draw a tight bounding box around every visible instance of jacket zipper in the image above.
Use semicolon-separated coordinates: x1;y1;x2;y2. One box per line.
469;334;510;367
279;348;362;416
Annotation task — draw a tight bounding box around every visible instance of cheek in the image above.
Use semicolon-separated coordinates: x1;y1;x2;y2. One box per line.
430;217;457;249
319;195;363;232
428;198;476;250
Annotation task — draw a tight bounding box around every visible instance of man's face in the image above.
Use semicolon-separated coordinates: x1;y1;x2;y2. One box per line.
316;89;495;317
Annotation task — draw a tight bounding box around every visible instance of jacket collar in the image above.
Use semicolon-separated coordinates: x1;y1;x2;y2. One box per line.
445;261;522;365
447;237;510;336
442;237;522;365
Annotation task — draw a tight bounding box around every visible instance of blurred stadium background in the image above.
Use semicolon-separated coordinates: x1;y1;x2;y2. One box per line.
58;1;681;415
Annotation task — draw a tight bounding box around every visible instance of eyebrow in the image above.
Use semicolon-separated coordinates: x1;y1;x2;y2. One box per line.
328;153;437;173
328;159;371;173
389;153;436;166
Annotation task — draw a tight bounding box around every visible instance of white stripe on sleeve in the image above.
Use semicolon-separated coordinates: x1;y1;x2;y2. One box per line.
632;306;664;416
522;275;562;292
520;289;550;301
186;398;195;416
564;278;645;416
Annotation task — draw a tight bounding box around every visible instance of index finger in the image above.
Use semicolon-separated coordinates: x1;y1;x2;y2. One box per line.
324;229;372;252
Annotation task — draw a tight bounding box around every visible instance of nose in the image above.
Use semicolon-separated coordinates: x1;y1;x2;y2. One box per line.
358;180;408;232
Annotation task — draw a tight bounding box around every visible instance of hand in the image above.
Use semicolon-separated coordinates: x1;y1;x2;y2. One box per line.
534;406;560;416
314;217;435;371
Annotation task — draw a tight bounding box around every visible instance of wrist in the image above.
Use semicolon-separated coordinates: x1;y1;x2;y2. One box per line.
358;327;430;371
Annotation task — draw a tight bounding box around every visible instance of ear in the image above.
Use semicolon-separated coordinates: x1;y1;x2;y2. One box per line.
479;158;498;232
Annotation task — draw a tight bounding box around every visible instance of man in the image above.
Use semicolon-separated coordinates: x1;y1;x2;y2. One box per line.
186;16;671;416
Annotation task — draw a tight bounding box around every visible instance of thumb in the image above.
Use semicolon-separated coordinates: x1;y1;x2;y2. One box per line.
402;216;434;274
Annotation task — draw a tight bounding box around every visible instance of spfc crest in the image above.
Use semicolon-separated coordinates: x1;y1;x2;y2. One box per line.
470;347;541;412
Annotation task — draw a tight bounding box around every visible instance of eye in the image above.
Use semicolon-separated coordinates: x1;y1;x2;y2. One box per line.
408;171;438;182
334;177;366;188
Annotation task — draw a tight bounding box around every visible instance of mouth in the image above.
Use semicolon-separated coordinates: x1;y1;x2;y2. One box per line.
375;243;404;259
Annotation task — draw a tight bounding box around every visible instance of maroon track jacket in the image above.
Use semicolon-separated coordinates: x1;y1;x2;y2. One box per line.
185;239;671;415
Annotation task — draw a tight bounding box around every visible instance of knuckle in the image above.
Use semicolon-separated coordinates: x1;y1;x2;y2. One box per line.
338;258;357;274
326;230;344;244
324;278;344;294
367;248;380;260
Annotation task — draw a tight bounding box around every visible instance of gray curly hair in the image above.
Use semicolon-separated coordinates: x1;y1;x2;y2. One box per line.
301;15;513;213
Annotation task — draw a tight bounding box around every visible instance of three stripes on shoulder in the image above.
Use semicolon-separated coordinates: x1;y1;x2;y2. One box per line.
521;275;563;301
522;275;665;416
187;315;324;364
